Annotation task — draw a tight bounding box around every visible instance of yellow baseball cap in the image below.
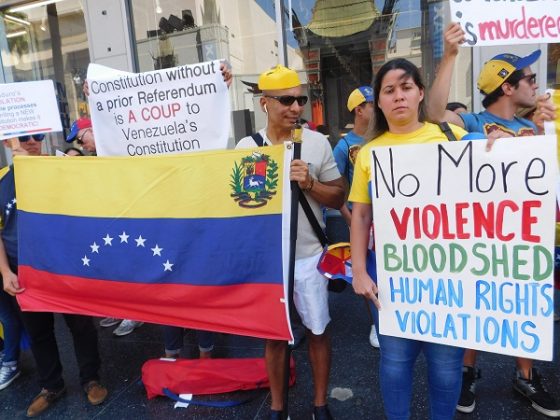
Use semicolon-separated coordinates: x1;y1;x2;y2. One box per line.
258;65;301;91
477;50;541;95
347;86;374;112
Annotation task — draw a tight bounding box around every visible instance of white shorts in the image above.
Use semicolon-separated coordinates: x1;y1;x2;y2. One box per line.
293;252;330;335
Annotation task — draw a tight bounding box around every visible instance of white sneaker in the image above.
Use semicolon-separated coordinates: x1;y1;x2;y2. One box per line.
0;363;20;390
113;320;144;336
369;324;380;348
99;317;121;328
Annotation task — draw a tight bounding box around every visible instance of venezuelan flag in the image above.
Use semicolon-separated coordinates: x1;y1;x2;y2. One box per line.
14;145;292;340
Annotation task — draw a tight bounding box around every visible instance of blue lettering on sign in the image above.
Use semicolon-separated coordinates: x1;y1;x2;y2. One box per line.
520;321;539;353
475;280;553;316
392;310;541;352
389;276;463;307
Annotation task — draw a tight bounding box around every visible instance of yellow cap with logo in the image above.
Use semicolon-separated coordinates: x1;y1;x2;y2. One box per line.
347;86;374;112
258;65;301;91
477;49;541;95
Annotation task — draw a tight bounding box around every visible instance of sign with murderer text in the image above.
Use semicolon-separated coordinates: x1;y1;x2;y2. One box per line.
371;136;557;360
450;0;560;47
87;61;230;157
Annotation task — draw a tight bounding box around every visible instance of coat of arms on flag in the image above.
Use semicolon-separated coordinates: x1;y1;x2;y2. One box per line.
230;152;278;208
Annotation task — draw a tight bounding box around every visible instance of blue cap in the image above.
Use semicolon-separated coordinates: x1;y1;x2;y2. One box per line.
66;117;91;143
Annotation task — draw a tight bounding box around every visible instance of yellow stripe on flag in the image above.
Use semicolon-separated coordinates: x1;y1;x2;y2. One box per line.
0;166;9;180
15;145;286;218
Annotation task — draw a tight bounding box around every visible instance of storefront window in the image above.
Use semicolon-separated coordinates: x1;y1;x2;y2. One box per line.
0;0;90;163
130;0;292;142
284;0;473;141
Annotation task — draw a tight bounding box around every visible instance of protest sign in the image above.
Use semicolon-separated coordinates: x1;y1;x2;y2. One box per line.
0;80;62;140
450;0;560;47
371;136;557;360
87;61;231;157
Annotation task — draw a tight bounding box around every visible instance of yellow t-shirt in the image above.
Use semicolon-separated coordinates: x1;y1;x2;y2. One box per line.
349;122;467;204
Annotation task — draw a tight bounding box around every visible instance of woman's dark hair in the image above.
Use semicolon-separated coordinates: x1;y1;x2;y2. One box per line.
369;58;426;140
481;69;524;108
64;147;84;156
446;102;468;112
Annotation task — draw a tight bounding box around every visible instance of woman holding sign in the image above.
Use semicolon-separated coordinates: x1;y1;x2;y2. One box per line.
349;58;468;419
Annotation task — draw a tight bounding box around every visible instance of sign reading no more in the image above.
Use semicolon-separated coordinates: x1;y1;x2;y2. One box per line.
371;136;558;361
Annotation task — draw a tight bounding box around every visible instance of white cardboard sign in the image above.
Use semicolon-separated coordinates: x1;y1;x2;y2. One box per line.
87;61;230;157
0;80;62;140
371;136;557;361
450;0;560;46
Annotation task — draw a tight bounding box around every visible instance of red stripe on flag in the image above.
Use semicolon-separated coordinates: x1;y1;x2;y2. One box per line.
17;266;291;340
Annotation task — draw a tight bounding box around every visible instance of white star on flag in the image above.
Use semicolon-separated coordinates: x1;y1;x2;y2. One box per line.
151;244;163;256
6;203;12;209
82;255;90;266
119;231;129;243
90;242;100;253
135;235;146;247
163;260;174;271
103;234;113;246
12;198;16;204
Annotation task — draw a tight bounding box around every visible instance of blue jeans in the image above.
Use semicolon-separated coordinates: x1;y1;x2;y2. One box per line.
162;326;214;354
0;289;24;363
378;334;465;420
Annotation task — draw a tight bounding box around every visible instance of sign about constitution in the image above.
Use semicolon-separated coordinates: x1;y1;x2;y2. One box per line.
450;0;560;47
371;136;558;361
87;60;231;157
0;80;62;140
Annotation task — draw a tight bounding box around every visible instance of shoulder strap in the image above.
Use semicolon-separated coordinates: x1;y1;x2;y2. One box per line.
343;137;351;181
251;132;265;147
437;121;458;141
298;191;328;247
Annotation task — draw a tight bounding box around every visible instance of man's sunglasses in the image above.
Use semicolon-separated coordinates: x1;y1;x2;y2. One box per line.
76;128;91;145
265;95;308;106
18;134;45;142
520;73;537;85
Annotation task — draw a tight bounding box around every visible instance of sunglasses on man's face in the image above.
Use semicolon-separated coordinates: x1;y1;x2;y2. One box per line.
265;95;308;107
521;73;537;85
76;128;91;145
18;134;45;142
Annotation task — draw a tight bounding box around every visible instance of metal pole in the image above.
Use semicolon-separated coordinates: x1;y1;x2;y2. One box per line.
282;124;302;419
274;0;288;66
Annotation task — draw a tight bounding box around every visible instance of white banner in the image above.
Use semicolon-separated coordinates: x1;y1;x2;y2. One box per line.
0;80;62;140
87;61;230;156
371;136;558;361
450;0;560;46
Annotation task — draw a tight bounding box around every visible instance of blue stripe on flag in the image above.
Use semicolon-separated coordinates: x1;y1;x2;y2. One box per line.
18;211;282;286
